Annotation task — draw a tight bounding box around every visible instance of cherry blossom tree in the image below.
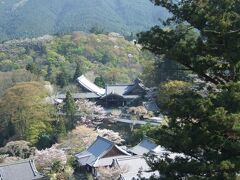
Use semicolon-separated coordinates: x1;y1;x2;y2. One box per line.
0;140;35;159
75;99;107;126
59;125;97;154
97;165;128;180
97;129;125;145
34;145;67;172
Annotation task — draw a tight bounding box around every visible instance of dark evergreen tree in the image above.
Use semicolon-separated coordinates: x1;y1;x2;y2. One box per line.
63;91;76;130
73;62;81;81
56;68;69;88
101;53;110;64
46;63;53;82
138;0;240;179
36;134;56;150
26;63;41;76
7;121;15;138
150;56;189;85
55;118;66;140
94;76;105;88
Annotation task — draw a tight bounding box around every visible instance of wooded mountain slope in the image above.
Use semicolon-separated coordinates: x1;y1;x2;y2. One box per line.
0;0;168;42
0;32;154;90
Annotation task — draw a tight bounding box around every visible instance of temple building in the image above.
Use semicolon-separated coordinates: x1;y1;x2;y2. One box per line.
75;136;130;176
55;75;147;107
75;136;161;179
77;75;147;107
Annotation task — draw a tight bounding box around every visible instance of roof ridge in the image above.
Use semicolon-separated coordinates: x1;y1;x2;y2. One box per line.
115;145;131;156
131;136;157;150
95;137;130;159
106;84;133;87
29;159;40;177
142;136;157;144
115;155;143;161
96;135;114;144
0;159;32;167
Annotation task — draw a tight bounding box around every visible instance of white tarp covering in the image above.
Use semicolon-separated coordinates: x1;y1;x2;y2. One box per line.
77;75;106;96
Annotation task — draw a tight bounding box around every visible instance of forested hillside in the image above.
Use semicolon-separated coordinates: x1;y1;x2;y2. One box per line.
0;32;154;95
0;0;169;42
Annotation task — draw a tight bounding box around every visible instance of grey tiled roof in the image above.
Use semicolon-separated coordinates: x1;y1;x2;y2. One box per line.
130;137;159;155
0;159;44;180
75;136;130;167
75;136;113;166
56;92;100;99
52;76;147;103
75;151;93;166
115;156;159;180
94;155;128;167
143;101;160;112
130;138;186;158
105;82;146;97
102;85;142;100
124;82;147;95
105;85;132;96
87;136;113;157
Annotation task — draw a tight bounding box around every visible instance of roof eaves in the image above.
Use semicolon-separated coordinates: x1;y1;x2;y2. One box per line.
0;159;32;167
0;159;44;179
77;75;106;95
101;92;124;99
75;153;92;159
115;145;132;156
90;157;100;167
115;155;144;162
29;159;40;177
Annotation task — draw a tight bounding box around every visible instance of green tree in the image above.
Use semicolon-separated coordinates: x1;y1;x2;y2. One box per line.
56;68;69;88
73;62;82;81
0;141;35;159
36;134;56;150
26;63;41;77
0;82;55;145
46;63;53;82
0;70;38;99
94;76;105;88
157;80;191;109
63;91;76;130
138;0;240;179
54;118;66;141
141;57;189;86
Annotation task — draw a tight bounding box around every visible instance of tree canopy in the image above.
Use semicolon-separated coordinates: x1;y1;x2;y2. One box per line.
138;0;240;179
0;33;155;85
63;91;76;130
94;76;106;88
139;0;240;85
0;82;55;145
